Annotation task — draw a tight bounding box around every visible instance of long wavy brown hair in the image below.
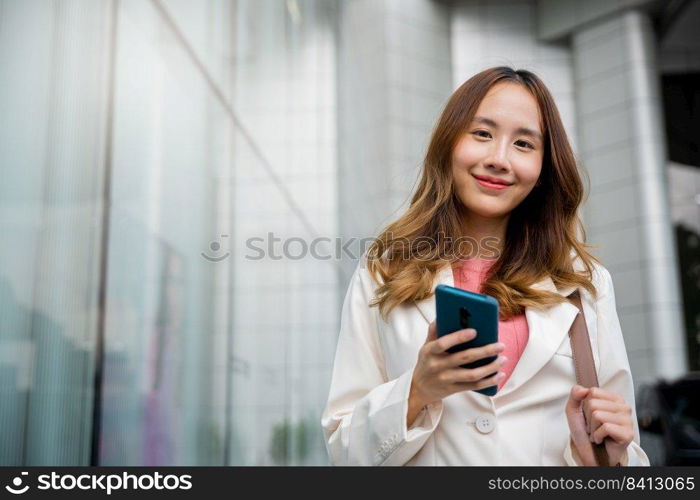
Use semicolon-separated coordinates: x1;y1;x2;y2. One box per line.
365;66;600;320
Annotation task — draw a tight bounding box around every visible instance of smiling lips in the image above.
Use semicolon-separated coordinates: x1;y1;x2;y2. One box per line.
473;174;513;191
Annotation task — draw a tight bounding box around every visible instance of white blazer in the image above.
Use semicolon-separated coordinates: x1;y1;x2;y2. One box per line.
321;258;650;466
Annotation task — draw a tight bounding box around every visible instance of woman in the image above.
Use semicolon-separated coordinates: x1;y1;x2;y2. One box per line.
321;67;649;466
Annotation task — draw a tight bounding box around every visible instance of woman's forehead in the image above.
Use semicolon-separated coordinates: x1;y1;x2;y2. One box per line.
474;84;544;134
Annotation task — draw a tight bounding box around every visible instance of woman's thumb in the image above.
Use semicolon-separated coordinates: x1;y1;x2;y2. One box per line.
567;385;589;411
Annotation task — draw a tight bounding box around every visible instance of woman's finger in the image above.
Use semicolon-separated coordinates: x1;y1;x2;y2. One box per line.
586;387;625;404
584;398;628;414
583;398;630;432
429;328;476;354
588;409;630;436
590;422;634;446
449;355;507;383
446;341;505;366
473;371;504;389
453;370;504;391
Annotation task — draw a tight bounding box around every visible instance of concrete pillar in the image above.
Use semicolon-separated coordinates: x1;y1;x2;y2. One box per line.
573;10;687;382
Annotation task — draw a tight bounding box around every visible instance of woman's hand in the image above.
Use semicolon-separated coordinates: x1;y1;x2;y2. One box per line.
407;321;506;427
565;385;635;466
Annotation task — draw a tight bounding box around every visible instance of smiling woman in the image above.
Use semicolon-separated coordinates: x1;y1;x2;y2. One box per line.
322;66;650;466
364;67;597;321
451;83;544;229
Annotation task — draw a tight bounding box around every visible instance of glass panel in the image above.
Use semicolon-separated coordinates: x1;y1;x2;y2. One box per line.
0;0;111;465
1;0;339;466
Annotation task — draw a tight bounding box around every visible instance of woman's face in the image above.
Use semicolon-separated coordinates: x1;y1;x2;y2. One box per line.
451;82;545;222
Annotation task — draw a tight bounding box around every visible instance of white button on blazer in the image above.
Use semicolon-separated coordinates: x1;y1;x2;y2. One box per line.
321;257;650;466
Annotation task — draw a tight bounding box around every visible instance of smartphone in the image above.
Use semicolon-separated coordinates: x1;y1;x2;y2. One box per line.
435;284;500;396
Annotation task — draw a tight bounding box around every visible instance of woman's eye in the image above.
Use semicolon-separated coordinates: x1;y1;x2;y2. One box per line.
473;130;491;138
515;140;534;149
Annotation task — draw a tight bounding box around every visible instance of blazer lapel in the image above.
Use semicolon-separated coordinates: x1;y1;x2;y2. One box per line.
496;276;580;398
496;302;577;399
413;262;582;399
413;264;453;324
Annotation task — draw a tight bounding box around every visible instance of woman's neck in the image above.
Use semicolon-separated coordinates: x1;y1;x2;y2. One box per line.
457;213;509;260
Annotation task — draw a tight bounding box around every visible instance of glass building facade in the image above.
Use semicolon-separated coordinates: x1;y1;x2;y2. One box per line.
1;0;338;465
1;0;698;466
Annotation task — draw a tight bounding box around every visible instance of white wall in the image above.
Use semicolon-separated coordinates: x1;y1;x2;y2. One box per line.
452;0;579;152
337;0;453;280
537;0;654;41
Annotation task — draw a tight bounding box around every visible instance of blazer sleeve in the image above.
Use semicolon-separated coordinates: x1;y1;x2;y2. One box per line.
321;262;443;466
564;265;650;466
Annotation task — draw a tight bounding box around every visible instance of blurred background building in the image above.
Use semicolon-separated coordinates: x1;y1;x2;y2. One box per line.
0;0;698;466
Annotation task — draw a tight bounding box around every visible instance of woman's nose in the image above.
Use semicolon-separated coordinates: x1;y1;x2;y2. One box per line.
485;142;511;172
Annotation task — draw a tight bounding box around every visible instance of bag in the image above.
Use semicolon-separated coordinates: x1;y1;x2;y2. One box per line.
567;291;617;466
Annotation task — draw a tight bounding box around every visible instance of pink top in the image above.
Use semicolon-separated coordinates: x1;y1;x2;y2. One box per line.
452;258;529;391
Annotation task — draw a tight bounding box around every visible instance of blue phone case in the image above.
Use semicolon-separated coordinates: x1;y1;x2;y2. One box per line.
435;284;500;396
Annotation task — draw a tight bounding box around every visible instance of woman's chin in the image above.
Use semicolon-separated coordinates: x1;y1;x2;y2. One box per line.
459;201;512;220
474;210;510;220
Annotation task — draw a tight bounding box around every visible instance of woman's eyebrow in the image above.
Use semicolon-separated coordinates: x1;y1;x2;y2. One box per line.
472;115;542;142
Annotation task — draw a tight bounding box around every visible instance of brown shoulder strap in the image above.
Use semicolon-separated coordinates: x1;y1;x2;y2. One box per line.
568;290;611;466
568;291;599;388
